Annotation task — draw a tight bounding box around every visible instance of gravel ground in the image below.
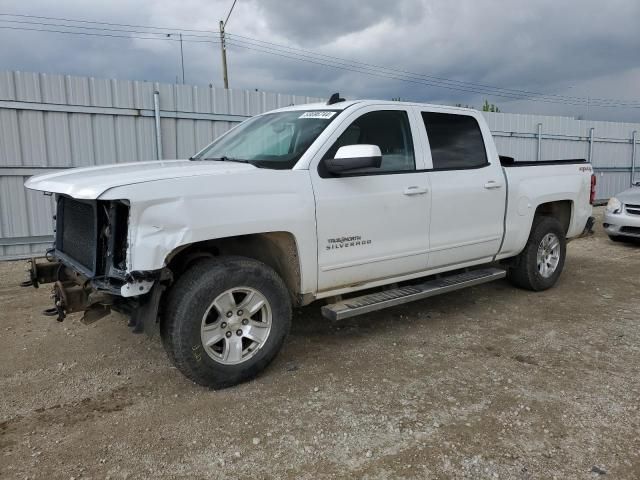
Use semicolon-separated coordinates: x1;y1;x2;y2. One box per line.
1;207;639;479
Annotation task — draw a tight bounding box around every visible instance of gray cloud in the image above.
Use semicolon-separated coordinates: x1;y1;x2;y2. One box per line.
0;0;638;121
253;0;425;45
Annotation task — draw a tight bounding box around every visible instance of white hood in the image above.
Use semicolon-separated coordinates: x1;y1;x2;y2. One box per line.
24;160;255;199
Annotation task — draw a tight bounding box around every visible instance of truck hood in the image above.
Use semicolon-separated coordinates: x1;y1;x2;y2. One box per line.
24;160;256;199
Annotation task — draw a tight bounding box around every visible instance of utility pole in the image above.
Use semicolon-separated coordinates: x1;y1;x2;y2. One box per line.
219;20;229;89
219;0;237;89
179;33;185;84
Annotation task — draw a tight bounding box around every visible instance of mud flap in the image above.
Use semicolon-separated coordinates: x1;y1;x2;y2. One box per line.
130;282;165;336
582;216;595;236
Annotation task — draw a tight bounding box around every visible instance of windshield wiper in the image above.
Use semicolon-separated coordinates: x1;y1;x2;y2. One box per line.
200;156;251;164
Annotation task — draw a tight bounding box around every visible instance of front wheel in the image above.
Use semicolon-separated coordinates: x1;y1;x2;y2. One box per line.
161;256;291;388
507;216;567;291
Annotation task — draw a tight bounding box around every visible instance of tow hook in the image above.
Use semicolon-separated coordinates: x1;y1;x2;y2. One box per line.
44;281;88;322
42;287;66;322
42;307;59;316
44;281;76;322
42;304;66;322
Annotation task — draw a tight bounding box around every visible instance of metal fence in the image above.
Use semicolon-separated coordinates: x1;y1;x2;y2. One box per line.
482;112;639;199
0;71;323;259
0;71;638;259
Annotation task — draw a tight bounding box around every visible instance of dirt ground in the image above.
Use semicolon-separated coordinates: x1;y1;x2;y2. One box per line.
1;207;639;479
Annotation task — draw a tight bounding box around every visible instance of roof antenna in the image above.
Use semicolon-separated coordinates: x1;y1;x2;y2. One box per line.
327;92;345;105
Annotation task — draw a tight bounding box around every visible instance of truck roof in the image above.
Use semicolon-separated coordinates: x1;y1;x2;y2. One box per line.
270;99;479;115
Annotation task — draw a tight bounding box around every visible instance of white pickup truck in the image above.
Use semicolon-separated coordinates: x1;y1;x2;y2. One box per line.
25;96;595;388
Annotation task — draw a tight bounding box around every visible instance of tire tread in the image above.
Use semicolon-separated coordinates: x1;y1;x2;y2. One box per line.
507;216;566;291
160;256;291;388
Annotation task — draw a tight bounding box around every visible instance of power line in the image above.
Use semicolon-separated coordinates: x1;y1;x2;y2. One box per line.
224;39;640;108
226;33;640;107
2;12;628;105
223;40;540;103
225;36;545;103
1;12;635;106
0;12;638;108
0;17;216;39
0;12;219;34
223;39;528;100
223;0;238;28
0;23;219;43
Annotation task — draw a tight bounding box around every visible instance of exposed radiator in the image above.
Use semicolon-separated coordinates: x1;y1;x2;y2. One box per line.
56;197;97;272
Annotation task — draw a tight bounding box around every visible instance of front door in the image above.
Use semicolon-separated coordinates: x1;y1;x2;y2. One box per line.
310;107;431;292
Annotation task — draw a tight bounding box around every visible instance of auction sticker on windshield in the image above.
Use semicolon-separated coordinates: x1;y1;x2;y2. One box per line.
299;111;336;119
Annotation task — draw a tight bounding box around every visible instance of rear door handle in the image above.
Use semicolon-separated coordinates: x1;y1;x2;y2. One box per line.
403;186;429;196
484;180;502;189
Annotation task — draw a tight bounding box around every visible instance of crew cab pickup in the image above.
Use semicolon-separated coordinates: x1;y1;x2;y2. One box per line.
24;97;596;388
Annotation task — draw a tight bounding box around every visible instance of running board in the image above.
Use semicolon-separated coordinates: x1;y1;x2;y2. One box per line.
321;267;506;321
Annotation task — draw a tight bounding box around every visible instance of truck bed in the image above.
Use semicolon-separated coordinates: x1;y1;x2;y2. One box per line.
497;161;594;259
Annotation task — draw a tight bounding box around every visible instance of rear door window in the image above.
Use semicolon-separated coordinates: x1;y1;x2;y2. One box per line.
421;112;488;169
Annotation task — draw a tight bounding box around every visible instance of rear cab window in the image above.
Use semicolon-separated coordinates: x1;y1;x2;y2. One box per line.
421;112;488;170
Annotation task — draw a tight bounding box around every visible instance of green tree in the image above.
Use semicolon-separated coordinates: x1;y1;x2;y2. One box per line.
482;99;500;112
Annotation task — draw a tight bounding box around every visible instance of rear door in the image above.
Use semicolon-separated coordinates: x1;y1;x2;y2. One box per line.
310;106;431;292
418;110;506;269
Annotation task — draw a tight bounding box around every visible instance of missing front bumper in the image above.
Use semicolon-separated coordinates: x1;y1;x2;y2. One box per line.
23;258;113;323
22;258;166;334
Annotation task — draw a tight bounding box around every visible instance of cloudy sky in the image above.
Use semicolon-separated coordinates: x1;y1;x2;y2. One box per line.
0;0;639;121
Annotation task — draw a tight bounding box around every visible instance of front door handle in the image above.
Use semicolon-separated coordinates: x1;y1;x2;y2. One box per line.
404;186;429;196
484;180;502;189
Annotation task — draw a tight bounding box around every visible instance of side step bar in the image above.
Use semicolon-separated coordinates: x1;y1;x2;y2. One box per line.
321;267;506;321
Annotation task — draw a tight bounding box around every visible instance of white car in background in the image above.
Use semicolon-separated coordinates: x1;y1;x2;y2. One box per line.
604;183;640;241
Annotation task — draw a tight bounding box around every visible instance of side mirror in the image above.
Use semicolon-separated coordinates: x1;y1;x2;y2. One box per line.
324;144;382;174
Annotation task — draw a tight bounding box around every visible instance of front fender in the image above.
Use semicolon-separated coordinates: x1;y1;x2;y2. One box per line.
100;169;318;294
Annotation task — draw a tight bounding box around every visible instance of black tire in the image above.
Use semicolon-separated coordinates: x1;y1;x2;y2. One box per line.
161;256;291;388
608;235;625;243
507;216;567;291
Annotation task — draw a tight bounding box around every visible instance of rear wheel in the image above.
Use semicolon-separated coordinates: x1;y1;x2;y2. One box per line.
161;256;291;388
507;216;566;291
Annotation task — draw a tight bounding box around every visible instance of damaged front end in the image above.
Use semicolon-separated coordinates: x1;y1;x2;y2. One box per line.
23;195;168;333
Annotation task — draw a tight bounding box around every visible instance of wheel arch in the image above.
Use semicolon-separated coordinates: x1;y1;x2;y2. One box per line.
164;231;303;306
534;199;573;234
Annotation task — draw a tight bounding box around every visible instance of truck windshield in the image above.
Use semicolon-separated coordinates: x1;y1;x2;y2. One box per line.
193;110;339;169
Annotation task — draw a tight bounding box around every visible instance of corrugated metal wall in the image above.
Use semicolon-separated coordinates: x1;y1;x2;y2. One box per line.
483;111;639;198
1;71;638;259
0;71;323;259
